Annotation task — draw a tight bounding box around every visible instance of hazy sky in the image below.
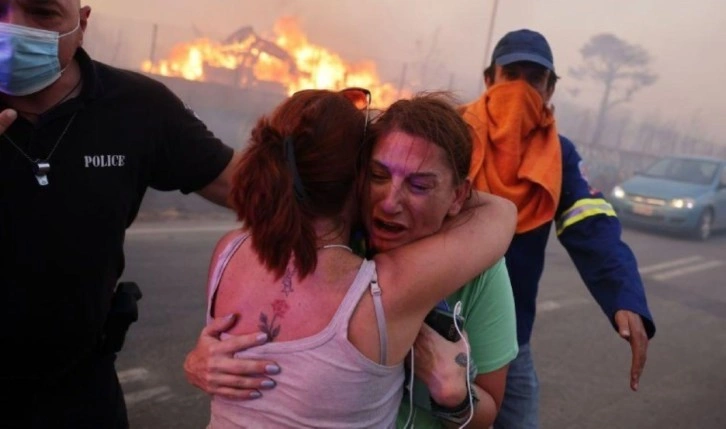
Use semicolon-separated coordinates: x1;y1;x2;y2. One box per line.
92;0;726;141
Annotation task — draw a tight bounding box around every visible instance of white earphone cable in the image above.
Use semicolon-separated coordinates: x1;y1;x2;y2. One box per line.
453;301;474;428
403;346;416;428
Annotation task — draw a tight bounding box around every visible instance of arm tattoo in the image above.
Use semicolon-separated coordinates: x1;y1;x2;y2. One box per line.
455;352;468;368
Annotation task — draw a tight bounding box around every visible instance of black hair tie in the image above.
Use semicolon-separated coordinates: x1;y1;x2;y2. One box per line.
283;136;308;202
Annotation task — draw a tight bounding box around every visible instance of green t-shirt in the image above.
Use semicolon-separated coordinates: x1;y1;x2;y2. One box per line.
396;258;518;428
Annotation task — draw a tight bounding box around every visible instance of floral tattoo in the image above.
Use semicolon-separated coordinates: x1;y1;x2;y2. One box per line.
259;299;290;341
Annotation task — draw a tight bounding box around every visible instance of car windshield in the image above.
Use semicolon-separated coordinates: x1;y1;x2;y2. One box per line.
640;158;719;185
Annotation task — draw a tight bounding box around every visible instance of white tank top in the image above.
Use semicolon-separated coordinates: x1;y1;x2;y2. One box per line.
206;233;403;428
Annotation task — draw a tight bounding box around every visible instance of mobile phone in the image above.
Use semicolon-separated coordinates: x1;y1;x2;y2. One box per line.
424;307;465;342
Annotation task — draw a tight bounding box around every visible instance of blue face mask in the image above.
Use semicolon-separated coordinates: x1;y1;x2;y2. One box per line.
0;21;80;96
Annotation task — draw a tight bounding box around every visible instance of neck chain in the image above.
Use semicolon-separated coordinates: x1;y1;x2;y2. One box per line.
3;111;79;186
320;244;353;252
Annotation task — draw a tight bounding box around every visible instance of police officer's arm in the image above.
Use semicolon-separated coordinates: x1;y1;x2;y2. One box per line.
556;136;655;391
0;108;17;134
196;150;242;207
150;83;238;204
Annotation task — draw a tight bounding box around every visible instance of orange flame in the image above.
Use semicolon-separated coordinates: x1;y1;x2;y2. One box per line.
141;17;404;107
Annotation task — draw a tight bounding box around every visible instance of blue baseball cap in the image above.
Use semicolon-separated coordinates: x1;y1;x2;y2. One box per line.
491;29;555;72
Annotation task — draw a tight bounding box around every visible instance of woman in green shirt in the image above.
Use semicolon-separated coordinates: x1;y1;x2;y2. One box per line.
361;93;518;428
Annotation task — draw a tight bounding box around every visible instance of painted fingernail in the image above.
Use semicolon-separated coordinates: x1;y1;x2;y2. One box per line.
265;364;281;374
261;380;276;389
249;391;262;399
256;333;268;342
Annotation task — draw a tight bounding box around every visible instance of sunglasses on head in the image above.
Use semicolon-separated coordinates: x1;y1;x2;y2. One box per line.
339;87;371;136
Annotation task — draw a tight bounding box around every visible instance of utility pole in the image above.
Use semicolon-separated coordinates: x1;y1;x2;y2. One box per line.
397;63;408;98
477;0;499;94
149;23;158;64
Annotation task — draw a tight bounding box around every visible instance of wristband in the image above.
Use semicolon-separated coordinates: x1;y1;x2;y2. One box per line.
430;384;479;425
430;357;479;425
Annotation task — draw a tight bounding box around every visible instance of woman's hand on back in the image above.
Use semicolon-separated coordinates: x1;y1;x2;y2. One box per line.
184;314;282;400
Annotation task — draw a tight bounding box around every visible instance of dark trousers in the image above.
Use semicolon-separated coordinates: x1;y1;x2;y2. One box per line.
1;352;129;429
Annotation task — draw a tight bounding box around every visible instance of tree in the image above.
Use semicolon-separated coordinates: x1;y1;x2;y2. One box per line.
569;34;657;145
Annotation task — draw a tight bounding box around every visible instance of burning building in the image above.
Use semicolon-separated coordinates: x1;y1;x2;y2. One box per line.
141;17;403;107
137;17;406;218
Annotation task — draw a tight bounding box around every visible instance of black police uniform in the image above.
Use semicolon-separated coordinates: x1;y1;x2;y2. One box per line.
0;48;233;428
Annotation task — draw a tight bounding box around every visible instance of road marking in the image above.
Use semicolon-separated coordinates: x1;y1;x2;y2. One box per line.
118;367;149;384
651;260;724;281
119;367;175;407
124;386;172;406
156;393;175;402
639;256;703;275
127;224;237;235
539;298;591;313
539;300;561;312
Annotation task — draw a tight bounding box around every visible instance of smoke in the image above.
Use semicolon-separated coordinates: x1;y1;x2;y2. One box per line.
92;0;726;146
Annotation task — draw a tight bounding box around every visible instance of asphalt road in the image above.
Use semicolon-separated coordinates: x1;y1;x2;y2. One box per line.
117;217;726;429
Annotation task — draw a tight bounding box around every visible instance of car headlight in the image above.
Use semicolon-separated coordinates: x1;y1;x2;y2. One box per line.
611;186;626;199
670;198;696;209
